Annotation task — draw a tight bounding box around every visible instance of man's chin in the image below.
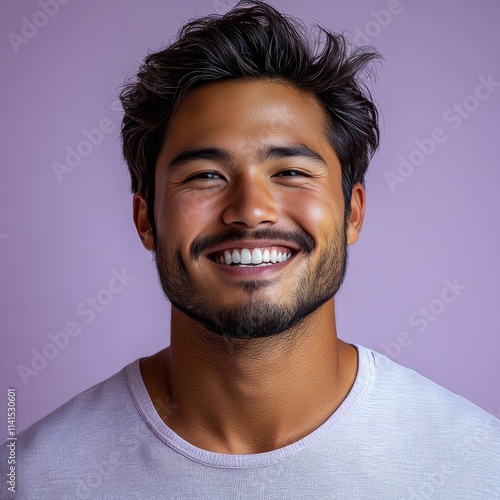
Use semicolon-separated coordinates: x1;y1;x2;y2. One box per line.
171;295;331;341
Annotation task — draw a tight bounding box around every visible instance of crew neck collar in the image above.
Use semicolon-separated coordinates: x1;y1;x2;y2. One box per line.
125;344;372;468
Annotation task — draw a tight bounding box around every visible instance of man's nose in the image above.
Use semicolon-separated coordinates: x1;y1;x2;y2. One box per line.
221;175;279;228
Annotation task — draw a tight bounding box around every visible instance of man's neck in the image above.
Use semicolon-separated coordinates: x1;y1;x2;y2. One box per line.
140;300;358;454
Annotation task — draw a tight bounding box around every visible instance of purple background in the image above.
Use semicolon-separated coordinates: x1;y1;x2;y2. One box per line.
1;0;499;438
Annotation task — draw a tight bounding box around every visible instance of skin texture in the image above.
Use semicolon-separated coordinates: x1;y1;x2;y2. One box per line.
133;79;366;454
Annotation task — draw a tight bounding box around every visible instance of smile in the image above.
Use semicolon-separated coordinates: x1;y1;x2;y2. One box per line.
209;246;294;267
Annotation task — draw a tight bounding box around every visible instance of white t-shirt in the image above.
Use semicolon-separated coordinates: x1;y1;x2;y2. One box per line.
3;345;499;499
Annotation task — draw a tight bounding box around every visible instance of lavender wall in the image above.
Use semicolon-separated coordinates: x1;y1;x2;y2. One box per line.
1;0;499;438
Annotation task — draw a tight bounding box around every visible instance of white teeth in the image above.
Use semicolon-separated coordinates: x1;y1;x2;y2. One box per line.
231;249;240;264
214;248;293;266
240;248;252;264
251;248;263;264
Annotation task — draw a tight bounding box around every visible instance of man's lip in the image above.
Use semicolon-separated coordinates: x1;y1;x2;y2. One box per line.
204;239;302;258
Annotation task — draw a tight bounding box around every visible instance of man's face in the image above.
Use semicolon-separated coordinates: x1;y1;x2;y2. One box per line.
148;79;361;339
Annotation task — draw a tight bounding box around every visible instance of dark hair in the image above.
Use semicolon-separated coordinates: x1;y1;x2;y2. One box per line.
119;0;381;242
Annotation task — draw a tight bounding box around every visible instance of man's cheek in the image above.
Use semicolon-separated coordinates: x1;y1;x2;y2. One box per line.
167;190;218;227
291;195;333;232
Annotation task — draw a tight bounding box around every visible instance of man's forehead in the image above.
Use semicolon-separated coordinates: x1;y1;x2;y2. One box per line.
169;79;328;127
161;79;334;162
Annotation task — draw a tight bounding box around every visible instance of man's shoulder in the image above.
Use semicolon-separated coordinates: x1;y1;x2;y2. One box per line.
1;360;151;498
369;346;491;405
356;344;499;446
16;361;137;454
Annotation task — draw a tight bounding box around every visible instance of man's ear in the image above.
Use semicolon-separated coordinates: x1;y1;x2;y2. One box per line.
133;193;154;251
346;183;366;246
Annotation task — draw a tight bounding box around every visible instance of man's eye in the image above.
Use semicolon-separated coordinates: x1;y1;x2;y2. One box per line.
275;170;308;177
186;171;222;181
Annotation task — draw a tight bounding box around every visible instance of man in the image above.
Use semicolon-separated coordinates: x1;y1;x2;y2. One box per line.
3;1;499;498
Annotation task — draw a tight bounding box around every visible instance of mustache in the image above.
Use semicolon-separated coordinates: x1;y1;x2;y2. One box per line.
190;228;315;260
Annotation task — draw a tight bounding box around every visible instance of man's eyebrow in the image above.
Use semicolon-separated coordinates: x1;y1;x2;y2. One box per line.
166;144;328;173
258;144;327;167
167;147;231;173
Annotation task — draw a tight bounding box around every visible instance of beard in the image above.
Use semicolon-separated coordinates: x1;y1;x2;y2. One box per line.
152;222;349;340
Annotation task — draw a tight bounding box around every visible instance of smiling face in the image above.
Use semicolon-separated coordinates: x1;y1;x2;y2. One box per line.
134;79;365;339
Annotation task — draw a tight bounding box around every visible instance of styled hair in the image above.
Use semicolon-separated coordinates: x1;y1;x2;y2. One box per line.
119;0;381;241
